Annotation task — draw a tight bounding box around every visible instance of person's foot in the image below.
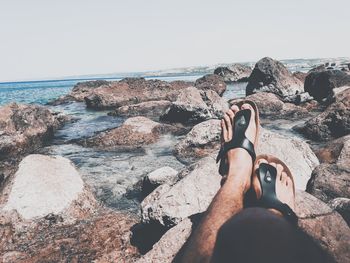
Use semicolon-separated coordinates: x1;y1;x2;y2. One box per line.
221;103;257;192
251;158;296;216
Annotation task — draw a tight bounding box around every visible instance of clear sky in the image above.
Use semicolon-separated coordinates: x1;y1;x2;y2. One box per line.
0;0;349;81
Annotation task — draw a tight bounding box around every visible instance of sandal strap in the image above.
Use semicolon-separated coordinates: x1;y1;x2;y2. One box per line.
256;163;298;224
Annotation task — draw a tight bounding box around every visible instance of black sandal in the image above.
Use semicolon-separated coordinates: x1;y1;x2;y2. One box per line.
216;100;259;176
254;155;298;224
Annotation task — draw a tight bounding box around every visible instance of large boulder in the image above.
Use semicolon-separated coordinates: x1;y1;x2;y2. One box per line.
80;116;179;150
0;154;139;262
0;103;65;160
160;87;228;124
246;57;304;101
194;74;227;96
84;78;193;110
213;64;252;83
2;154;98;220
174;119;221;164
306;163;350;203
304;70;350;102
110;100;172;120
294;88;350;141
296;191;350;263
141;156;221;227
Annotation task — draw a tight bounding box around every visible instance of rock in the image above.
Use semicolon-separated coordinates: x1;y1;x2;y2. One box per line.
0;103;65;161
328;198;350;226
2;154;98;220
296;190;350;263
83;78;192;110
257;129;320;190
0;209;139;262
213;64;252;83
314;135;350;163
230;92;310;118
110;100;172;119
80;116;179;150
174;119;221;164
308;64;327;73
194;74;227;96
136;218;192;263
294;88;350;141
0;154;139;262
141;156;221;227
304;70;350;102
283;92;314;105
306;163;350;203
160;87;228;124
48;80;110;105
142;167;179;197
292;71;308;83
246;57;304;102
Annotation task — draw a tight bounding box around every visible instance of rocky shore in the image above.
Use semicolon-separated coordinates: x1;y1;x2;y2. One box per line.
0;57;349;262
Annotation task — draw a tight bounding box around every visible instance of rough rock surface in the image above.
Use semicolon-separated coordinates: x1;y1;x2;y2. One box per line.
174;119;221;163
136;218;192;263
328;198;350;226
306;163;350;203
49;80;110;105
141;156;221;227
246;57;304;101
0;209;139;263
213;64;252;83
296;191;350;263
292;71;308;83
80;116;178;150
315;135;350;163
194;74;227;96
0;103;65;160
0;154;139;262
81;78;193;110
142;166;178;197
110;100;172;119
304;70;350;102
295;88;350;141
160;87;228;124
2;154;97;220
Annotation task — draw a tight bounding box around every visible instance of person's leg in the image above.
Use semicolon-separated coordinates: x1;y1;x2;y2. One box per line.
180;103;257;263
211;207;334;263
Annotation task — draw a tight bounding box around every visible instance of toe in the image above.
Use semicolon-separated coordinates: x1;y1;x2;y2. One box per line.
254;158;268;171
226;109;235;121
281;172;288;184
231;105;239;113
276;164;284;181
241;103;255;117
221;119;228;142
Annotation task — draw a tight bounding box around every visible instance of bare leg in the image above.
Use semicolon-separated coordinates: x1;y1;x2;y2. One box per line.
180;104;257;263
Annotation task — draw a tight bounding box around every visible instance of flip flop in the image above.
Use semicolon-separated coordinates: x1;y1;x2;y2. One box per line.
253;154;298;224
216;100;260;176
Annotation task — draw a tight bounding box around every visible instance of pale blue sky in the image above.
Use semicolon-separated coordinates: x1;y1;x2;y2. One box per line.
0;0;349;81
